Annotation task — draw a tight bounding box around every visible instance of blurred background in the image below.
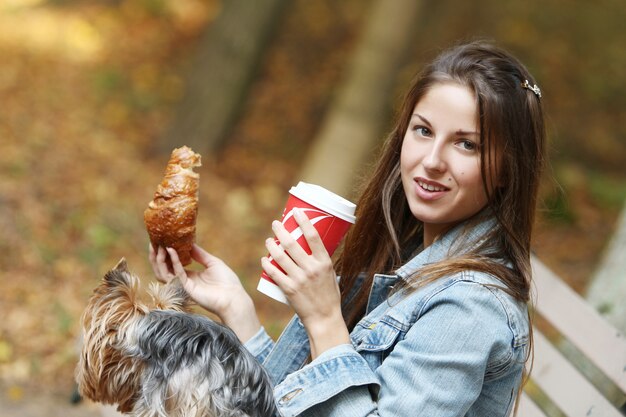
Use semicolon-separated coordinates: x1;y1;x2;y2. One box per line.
1;0;625;414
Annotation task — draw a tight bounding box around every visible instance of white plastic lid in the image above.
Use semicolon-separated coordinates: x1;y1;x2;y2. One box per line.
289;182;356;224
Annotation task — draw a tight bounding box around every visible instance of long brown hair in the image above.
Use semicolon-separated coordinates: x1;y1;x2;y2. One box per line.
336;40;546;329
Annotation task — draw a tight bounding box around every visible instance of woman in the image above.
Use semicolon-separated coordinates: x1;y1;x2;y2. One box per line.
150;40;545;416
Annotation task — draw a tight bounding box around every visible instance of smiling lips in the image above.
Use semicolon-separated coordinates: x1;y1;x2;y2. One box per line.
415;177;449;200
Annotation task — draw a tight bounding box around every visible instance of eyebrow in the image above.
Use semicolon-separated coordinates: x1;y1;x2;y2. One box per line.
411;113;480;136
455;129;480;136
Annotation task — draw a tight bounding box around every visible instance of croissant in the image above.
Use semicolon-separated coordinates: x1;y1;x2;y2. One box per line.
144;146;201;266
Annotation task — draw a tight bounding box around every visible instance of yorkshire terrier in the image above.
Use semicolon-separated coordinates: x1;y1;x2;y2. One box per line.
75;259;277;417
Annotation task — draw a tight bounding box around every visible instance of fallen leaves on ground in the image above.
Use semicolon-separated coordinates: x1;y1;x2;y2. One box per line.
0;0;622;401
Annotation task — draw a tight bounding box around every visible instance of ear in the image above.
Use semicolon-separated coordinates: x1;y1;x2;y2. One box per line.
114;258;129;272
148;279;193;312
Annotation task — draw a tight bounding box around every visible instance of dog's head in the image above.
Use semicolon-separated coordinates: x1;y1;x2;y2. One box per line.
75;258;147;413
76;259;277;417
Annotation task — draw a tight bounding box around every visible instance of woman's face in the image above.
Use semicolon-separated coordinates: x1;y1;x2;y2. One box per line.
400;82;497;245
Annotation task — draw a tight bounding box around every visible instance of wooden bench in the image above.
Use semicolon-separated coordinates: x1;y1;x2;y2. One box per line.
518;257;626;416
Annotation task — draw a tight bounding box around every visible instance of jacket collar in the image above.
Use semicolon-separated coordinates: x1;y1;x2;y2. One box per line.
395;215;497;281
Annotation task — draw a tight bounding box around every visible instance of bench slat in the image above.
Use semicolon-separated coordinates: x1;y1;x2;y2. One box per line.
531;328;623;416
518;392;548;417
531;256;626;393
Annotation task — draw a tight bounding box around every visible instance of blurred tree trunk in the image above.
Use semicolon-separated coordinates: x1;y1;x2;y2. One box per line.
299;0;422;198
157;0;288;155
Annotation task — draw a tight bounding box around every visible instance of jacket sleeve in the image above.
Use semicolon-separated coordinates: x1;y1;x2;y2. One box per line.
243;326;275;365
273;344;380;417
274;281;520;417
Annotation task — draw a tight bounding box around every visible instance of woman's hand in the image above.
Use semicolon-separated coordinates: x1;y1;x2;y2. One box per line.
261;208;350;358
149;243;261;343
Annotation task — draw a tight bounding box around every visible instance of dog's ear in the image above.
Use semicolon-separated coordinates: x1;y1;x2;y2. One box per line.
103;258;131;287
149;279;193;312
114;258;129;272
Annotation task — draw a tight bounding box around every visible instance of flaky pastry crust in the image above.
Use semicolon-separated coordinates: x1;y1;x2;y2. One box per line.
144;146;201;266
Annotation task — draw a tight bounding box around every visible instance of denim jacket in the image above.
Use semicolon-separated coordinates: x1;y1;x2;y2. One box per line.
245;219;530;417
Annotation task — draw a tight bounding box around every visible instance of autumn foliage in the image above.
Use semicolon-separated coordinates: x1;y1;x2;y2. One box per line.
1;0;624;401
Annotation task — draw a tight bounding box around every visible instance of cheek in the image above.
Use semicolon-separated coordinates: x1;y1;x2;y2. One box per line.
399;135;424;170
399;139;419;197
399;138;412;175
456;161;487;195
456;157;480;180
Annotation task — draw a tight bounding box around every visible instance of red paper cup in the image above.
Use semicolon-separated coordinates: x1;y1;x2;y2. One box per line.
258;182;356;304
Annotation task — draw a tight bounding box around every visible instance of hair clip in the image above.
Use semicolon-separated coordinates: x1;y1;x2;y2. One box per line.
521;80;541;99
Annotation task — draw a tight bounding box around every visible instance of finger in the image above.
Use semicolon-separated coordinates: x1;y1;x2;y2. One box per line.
260;256;294;295
155;246;173;281
191;243;220;268
293;208;328;258
264;237;302;278
271;220;309;263
166;247;188;286
148;243;161;276
148;243;164;281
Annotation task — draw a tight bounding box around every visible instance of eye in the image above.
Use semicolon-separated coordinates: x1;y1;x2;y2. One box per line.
412;125;432;137
457;139;478;151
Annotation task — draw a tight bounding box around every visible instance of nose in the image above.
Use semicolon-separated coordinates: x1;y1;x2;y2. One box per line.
422;141;447;173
